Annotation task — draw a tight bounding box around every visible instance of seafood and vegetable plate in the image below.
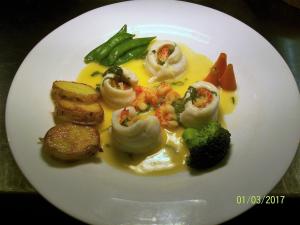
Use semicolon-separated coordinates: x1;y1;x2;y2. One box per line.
6;1;300;225
42;24;238;175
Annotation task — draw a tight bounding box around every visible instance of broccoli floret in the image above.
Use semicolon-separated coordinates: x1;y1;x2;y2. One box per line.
182;121;231;169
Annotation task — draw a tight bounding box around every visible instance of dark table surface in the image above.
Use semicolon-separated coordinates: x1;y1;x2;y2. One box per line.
0;0;299;224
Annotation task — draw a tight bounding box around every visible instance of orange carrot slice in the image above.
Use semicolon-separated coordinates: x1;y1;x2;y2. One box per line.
214;52;227;75
219;64;237;91
204;69;219;86
204;53;227;87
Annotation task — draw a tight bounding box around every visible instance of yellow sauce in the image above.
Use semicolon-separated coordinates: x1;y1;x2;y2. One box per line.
77;44;237;175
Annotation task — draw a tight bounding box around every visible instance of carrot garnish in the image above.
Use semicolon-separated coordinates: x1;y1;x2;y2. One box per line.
219;64;237;91
204;53;227;87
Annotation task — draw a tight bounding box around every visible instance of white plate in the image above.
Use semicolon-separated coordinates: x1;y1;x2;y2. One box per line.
5;1;300;224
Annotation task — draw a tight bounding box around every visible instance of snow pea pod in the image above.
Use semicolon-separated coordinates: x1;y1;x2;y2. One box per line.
115;45;148;65
84;24;128;63
107;36;156;66
94;32;134;62
99;57;111;67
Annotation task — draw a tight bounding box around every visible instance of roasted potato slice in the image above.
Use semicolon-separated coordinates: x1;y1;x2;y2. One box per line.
52;81;100;103
55;99;104;125
43;123;101;161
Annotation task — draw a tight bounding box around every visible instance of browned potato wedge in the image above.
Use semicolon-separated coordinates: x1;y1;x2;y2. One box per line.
43;123;101;161
55;99;104;125
52;81;100;103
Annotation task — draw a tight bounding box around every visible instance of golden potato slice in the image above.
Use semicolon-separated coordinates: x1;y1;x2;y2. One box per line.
52;81;100;103
43;123;101;161
55;98;104;125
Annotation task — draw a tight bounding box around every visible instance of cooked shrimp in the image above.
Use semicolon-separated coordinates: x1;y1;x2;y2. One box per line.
156;82;180;105
155;104;178;129
156;82;172;97
132;86;158;111
164;90;180;104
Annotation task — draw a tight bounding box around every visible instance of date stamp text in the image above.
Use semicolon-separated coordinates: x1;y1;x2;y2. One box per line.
236;195;285;205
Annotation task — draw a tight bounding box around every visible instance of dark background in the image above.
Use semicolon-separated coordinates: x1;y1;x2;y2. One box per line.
0;0;299;224
0;193;298;224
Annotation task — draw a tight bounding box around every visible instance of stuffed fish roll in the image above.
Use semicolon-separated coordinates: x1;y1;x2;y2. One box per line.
180;81;219;129
145;40;187;82
111;106;161;154
101;66;138;108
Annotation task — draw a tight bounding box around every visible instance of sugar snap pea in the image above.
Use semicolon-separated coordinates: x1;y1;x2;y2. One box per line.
99;57;111;67
84;24;128;63
94;32;134;62
115;45;148;65
84;42;105;63
107;36;156;66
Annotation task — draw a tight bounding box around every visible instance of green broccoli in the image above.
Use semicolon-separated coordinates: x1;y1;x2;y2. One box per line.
182;121;231;169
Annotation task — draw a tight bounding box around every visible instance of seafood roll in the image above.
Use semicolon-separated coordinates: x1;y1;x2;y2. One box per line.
180;81;219;129
145;40;187;82
111;106;161;154
101;66;138;108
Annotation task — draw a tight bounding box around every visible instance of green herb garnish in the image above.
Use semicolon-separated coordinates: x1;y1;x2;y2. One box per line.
102;65;131;86
210;90;218;96
171;81;185;86
90;71;102;77
103;65;123;77
137;104;152;114
184;86;198;103
95;83;101;92
231;96;235;104
121;118;130;127
171;86;198;121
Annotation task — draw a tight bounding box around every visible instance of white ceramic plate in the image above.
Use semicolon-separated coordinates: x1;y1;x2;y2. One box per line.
6;1;300;224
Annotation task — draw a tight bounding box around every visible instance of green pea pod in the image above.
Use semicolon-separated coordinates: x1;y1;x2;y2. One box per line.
84;24;128;63
94;32;135;62
99;57;111;67
107;36;156;66
118;24;127;33
115;45;148;65
84;42;106;63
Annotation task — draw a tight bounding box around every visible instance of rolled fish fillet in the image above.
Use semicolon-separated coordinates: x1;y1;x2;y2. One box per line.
145;40;187;82
111;106;161;154
180;81;220;129
101;68;138;108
